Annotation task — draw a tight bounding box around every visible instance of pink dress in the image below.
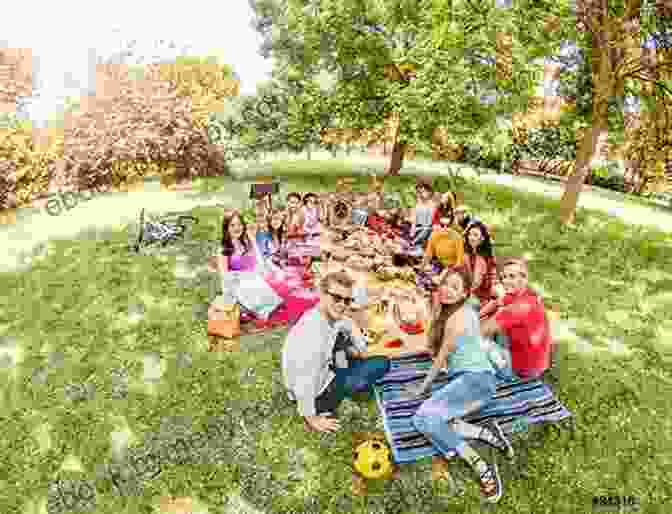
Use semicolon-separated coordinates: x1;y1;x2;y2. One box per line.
286;208;320;261
229;251;319;325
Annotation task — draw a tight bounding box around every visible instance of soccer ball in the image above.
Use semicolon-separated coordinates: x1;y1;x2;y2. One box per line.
353;439;393;480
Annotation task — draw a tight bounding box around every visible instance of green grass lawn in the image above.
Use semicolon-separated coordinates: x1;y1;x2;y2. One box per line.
1;161;671;514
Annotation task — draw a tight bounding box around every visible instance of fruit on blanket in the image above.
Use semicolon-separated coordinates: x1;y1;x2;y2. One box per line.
354;439;394;480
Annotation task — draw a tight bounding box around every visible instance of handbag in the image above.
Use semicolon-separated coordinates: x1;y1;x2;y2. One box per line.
208;302;241;338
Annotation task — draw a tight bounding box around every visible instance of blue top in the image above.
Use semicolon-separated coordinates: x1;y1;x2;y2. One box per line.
256;231;274;258
444;307;494;373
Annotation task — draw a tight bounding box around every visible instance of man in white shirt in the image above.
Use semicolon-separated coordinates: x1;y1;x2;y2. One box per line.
282;271;391;433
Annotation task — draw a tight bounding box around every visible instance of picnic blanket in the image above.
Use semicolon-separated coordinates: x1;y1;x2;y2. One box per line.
373;352;573;464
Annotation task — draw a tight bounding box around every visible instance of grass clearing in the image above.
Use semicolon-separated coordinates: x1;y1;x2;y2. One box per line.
1;160;670;513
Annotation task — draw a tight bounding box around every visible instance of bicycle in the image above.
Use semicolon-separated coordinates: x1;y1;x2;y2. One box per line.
132;208;198;252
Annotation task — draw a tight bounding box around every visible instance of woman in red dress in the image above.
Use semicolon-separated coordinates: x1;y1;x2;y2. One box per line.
463;221;499;320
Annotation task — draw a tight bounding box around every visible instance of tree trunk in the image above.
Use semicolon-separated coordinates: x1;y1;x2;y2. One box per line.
559;39;613;225
559;123;606;224
386;141;407;176
307;145;312;160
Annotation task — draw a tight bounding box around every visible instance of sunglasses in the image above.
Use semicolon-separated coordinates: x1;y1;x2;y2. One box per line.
501;271;527;280
327;291;353;306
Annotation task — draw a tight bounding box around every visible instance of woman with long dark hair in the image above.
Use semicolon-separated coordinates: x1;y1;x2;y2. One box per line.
219;211;254;271
268;207;287;248
433;191;456;225
403;267;514;504
209;210;320;328
463;221;499;318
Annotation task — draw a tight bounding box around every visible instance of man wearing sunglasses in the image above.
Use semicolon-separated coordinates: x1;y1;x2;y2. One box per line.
282;271;391;433
480;258;553;379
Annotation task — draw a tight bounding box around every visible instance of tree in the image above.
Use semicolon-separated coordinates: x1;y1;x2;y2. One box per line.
151;55;239;130
555;0;672;224
621;70;672;193
0;47;34;111
248;0;559;176
208;83;290;160
51;61;228;194
207;70;336;160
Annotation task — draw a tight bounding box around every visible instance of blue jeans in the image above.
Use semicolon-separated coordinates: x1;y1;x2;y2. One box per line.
315;356;390;415
412;370;497;454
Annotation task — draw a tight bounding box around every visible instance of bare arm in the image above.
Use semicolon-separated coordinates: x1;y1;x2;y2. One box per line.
481;317;501;338
418;310;463;392
423;236;435;268
209;255;229;272
472;256;486;290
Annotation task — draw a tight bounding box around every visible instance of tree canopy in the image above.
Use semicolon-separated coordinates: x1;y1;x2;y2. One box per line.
240;0;672;224
245;0;573;173
1;53;239;210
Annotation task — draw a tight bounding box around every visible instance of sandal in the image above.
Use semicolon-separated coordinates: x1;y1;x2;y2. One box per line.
480;421;515;459
479;462;503;504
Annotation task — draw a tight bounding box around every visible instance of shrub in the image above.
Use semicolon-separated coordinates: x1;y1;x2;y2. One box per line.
0;121;63;210
51;63;229;195
459;143;503;171
589;161;627;192
509;122;577;177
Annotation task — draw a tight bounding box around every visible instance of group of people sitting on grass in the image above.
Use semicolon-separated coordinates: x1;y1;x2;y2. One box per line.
282;259;553;503
279;178;553;504
207;192;323;330
206;179;554;503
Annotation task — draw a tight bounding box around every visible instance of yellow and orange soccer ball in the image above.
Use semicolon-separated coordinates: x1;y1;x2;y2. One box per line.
353;438;394;480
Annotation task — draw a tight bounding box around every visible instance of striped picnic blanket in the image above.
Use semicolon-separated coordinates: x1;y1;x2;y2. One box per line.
373;352;573;464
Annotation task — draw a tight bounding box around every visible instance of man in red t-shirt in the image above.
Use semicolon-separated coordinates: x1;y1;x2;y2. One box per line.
480;258;553;379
